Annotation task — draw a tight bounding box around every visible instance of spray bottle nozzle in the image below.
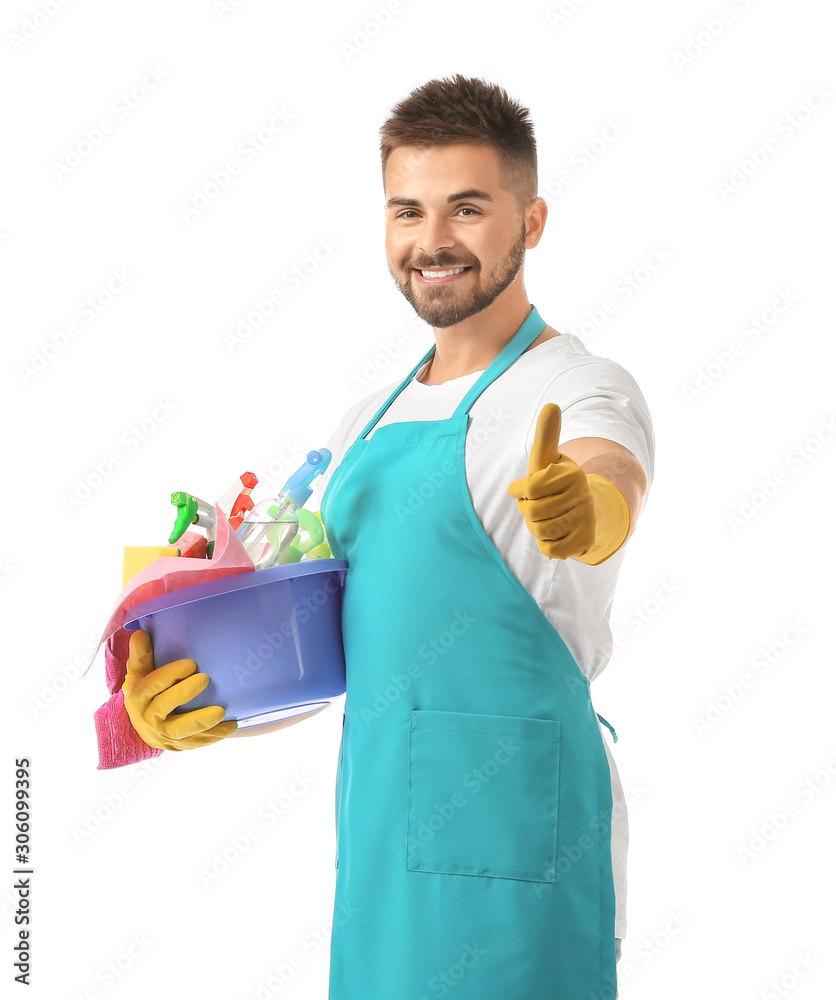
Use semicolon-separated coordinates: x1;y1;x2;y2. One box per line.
282;449;332;508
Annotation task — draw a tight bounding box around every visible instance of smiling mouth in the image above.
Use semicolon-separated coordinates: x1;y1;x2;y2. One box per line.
413;266;473;284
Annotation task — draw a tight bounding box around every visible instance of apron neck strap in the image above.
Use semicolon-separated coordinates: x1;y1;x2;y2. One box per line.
357;342;436;441
357;304;546;440
452;304;545;418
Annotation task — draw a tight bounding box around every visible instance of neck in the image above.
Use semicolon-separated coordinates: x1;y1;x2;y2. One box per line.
418;293;559;385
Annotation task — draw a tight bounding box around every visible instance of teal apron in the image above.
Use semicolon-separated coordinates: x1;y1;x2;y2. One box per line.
320;304;618;999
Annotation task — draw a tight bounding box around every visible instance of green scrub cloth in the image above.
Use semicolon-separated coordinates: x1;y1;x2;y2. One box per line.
320;304;618;999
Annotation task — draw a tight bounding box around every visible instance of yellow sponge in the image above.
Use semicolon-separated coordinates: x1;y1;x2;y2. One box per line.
122;546;180;586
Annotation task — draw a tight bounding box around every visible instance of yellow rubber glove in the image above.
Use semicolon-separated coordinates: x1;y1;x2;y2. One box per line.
122;630;238;751
507;403;631;565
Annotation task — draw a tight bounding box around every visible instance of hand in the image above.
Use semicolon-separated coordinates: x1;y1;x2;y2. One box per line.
122;630;238;751
507;403;597;560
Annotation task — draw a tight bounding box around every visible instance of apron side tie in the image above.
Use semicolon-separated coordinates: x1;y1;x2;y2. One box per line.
596;713;618;743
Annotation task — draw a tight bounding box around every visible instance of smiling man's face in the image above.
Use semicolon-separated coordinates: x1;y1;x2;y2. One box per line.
383;143;531;329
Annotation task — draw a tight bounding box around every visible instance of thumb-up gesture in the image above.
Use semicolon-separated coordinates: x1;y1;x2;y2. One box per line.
507;403;597;560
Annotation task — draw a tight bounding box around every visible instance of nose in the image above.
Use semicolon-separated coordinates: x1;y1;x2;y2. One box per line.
417;241;453;255
415;215;456;258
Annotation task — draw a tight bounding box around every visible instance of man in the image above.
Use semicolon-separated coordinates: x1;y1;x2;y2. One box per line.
315;73;651;998
122;75;653;998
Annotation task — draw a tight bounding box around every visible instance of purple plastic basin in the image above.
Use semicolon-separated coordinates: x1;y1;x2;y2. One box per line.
124;560;347;729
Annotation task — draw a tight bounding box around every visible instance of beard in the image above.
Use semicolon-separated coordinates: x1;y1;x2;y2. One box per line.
387;221;527;329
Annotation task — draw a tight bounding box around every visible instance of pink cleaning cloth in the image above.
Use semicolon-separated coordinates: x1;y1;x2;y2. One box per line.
89;505;255;769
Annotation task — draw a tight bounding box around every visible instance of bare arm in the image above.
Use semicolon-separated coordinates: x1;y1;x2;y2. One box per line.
559;437;648;541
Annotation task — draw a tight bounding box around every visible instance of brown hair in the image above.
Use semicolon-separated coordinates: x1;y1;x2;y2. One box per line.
379;73;538;216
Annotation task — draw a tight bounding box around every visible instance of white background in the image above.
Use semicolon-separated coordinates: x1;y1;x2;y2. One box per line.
3;1;835;998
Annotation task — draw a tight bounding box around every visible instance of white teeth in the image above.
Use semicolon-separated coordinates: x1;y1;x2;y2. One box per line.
420;267;468;278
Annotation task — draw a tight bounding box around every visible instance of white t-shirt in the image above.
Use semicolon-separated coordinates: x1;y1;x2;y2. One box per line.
311;330;655;940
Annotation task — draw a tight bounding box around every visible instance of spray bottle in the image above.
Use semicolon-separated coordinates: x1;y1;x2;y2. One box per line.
236;449;331;569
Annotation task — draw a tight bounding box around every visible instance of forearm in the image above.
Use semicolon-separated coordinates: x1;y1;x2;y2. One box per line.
579;452;645;542
569;451;647;565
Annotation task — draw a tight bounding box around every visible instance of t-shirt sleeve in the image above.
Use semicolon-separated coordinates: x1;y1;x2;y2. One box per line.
308;381;399;510
526;359;655;506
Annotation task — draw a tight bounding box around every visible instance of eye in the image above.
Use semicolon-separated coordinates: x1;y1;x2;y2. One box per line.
394;207;481;219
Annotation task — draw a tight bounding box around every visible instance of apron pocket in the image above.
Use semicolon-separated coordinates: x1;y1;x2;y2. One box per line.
406;709;560;883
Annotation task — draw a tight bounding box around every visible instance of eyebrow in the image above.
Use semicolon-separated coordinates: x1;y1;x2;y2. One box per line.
385;188;494;209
